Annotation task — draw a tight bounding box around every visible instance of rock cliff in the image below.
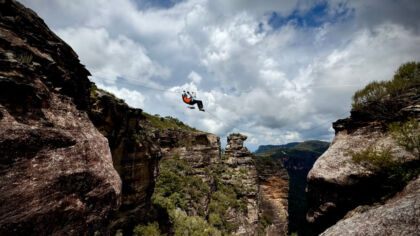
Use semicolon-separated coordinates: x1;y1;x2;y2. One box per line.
0;1;290;235
256;141;329;235
256;154;289;236
221;134;260;235
88;86;162;232
307;72;420;233
321;175;420;236
0;0;121;235
134;133;289;236
157;128;221;217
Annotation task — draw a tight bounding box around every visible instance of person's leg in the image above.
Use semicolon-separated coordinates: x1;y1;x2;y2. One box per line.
196;100;204;110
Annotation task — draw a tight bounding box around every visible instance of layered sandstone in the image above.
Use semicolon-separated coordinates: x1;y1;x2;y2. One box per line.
221;134;259;235
0;1;121;235
257;157;289;236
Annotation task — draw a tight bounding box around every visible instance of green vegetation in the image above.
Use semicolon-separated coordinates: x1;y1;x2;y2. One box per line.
256;140;329;236
255;155;277;167
144;154;221;235
292;140;330;154
221;154;230;160
152;154;209;215
349;145;419;189
172;209;221;236
388;118;420;155
257;213;273;236
90;83;98;99
90;82;125;103
206;164;247;234
208;185;244;232
352;62;420;109
143;112;199;132
17;52;33;64
256;141;329;158
239;168;248;175
135;153;250;235
133;222;164;236
349;118;420;188
349;145;394;171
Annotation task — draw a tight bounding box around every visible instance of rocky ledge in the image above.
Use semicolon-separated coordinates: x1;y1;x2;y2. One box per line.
307;84;420;233
321;175;420;236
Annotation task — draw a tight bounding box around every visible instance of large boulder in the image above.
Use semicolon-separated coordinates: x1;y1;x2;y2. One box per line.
321;175;420;236
306;86;420;233
0;0;121;234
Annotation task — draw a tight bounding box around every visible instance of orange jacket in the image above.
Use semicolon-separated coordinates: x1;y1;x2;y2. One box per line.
182;95;192;104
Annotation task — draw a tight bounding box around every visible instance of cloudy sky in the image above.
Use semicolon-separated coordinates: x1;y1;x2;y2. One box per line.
22;0;420;151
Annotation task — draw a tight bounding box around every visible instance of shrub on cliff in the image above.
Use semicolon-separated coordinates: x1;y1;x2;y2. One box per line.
149;154;222;235
352;62;420;110
133;222;164;236
207;164;248;233
143;112;198;131
90;82;125;103
349;118;420;188
349;145;419;190
172;209;221;236
152;154;209;215
388;118;420;155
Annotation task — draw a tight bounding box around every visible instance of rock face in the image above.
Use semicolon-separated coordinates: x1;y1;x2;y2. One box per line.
222;134;260;235
159;129;220;168
88;88;161;232
321;175;420;236
0;1;121;235
307;87;420;233
148;132;289;235
0;2;289;235
89;84;226;233
158;129;221;216
257;157;289;236
255;141;328;235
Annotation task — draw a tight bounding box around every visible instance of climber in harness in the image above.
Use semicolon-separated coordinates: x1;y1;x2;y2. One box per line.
182;91;205;111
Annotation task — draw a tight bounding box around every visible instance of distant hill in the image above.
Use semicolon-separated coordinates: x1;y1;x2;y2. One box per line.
256;140;329;236
254;142;300;154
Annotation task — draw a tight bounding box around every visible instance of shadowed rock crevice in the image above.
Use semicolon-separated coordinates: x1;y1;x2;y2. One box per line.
0;78;50;123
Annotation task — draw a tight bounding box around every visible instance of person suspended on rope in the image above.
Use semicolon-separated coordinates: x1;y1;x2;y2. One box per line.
182;90;205;111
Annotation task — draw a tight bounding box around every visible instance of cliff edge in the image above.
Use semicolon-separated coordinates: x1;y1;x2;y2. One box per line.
307;63;420;234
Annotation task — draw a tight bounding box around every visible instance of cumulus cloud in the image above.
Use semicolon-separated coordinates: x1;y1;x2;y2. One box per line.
21;0;420;150
95;82;146;109
188;71;202;84
56;27;170;86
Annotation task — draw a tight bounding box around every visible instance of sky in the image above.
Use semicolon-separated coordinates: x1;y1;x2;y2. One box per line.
22;0;420;151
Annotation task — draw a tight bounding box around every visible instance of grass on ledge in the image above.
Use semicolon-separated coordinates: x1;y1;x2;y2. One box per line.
143;112;199;132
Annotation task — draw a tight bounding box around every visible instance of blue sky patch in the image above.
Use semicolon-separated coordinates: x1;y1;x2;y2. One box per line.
268;1;353;29
134;0;183;9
